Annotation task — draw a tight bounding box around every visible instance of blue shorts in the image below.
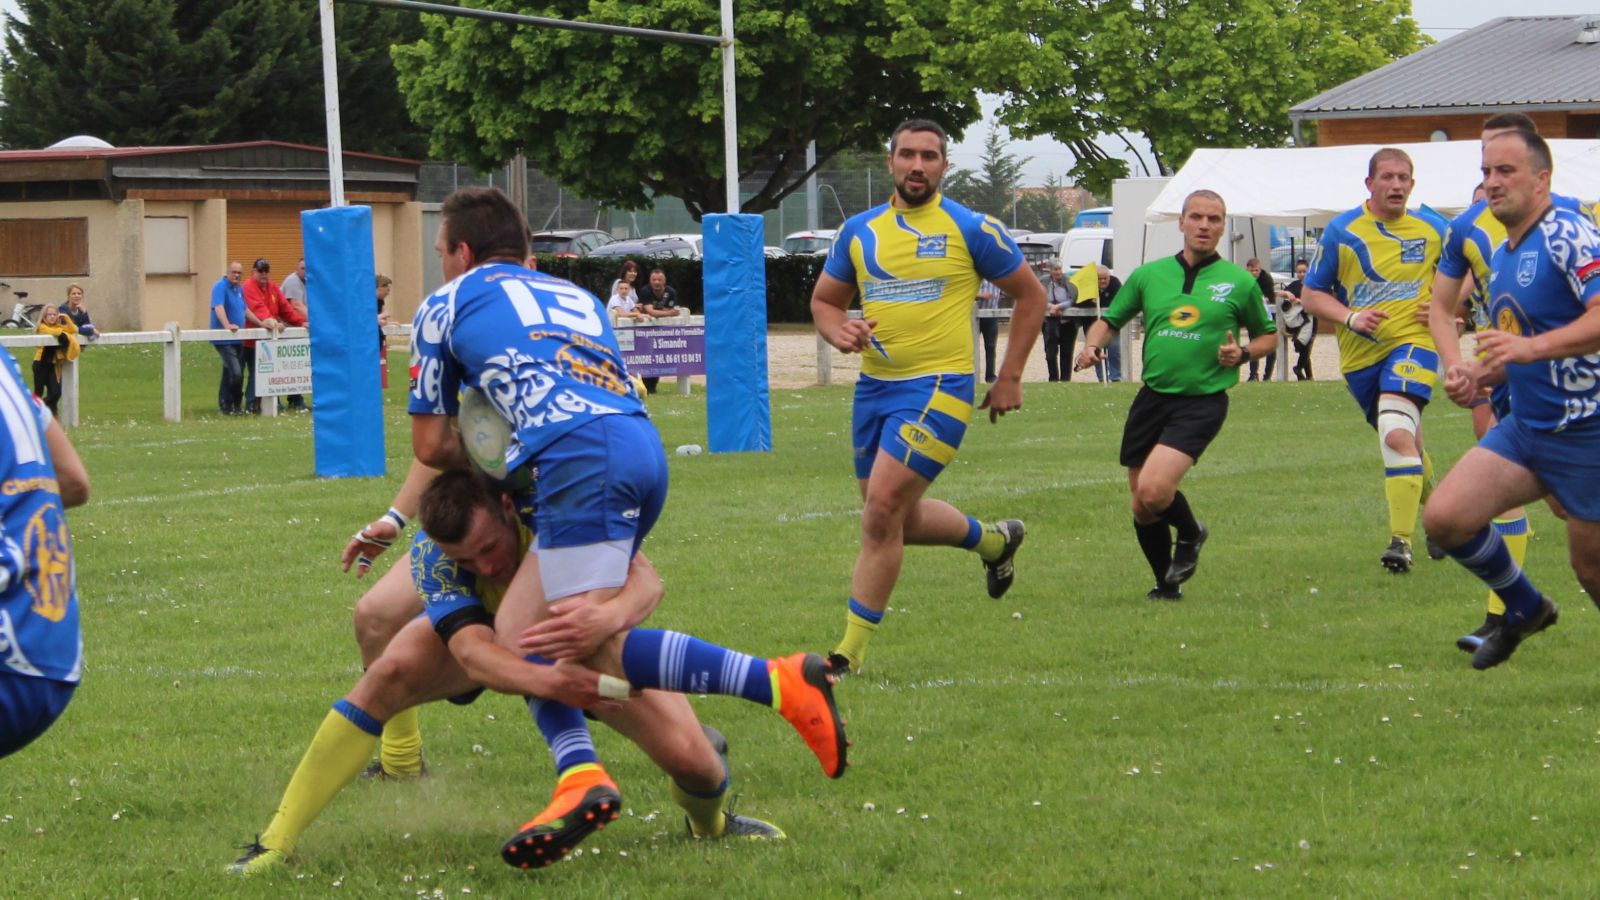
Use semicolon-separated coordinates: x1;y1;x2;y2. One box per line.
0;674;75;759
852;374;974;482
1479;414;1600;521
1344;344;1439;426
524;414;667;554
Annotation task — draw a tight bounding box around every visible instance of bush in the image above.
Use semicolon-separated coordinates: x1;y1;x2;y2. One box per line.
534;253;827;323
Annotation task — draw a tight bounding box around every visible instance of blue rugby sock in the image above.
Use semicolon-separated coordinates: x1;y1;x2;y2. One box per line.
524;654;598;774
619;629;772;706
1446;526;1544;622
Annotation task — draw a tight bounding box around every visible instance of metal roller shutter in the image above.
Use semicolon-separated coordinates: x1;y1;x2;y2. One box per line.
228;202;310;275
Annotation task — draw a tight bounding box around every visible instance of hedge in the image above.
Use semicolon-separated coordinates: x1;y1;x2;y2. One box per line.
533;253;828;323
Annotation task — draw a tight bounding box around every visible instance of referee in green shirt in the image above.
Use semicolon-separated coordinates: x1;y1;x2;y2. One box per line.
1075;190;1277;600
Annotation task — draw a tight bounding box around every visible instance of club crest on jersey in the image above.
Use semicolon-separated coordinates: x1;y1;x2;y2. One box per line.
1517;252;1539;287
1400;239;1426;264
1207;283;1234;302
916;234;948;258
1168;305;1201;328
1495;306;1524;335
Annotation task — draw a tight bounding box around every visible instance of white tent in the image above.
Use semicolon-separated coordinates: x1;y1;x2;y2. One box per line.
1146;139;1600;225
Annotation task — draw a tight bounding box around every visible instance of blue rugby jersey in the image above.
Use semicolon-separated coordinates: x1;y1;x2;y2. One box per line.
1486;204;1600;431
0;353;79;684
409;263;646;472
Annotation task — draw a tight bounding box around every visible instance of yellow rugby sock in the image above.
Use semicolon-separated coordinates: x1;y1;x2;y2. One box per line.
1486;515;1531;617
379;706;423;777
260;704;381;855
672;770;729;838
832;599;883;672
974;523;1007;561
1384;471;1424;543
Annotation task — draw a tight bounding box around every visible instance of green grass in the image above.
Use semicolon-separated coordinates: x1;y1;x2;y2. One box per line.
3;345;1593;897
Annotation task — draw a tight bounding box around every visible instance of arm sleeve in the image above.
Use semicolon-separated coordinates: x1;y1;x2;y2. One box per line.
1101;267;1144;330
411;533;488;629
821;220;862;283
1240;274;1278;336
1302;226;1342;294
1557;213;1600;303
964;212;1026;282
1437;212;1473;280
407;298;462;416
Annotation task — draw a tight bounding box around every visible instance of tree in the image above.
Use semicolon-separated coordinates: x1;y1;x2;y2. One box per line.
0;0;426;157
886;0;1428;194
1013;174;1074;233
942;126;1030;222
390;0;981;219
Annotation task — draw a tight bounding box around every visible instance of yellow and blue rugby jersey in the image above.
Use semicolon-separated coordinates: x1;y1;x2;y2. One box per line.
1304;204;1444;374
1441;195;1593;324
411;519;535;627
822;193;1025;379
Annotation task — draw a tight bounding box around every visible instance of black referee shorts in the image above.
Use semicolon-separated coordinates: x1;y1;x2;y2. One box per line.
1119;386;1230;468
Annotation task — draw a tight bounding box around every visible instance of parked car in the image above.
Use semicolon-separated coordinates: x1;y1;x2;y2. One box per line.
586;237;699;260
1016;231;1067;254
643;232;705;259
782;229;837;256
1057;226;1113;273
764;246;790;258
1015;240;1059;279
528;229;616;258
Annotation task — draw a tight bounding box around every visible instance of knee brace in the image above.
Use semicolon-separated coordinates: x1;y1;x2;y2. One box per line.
1376;396;1421;469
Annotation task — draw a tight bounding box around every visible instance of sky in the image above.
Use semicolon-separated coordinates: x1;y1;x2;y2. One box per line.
946;1;1594;186
1;0;1591;185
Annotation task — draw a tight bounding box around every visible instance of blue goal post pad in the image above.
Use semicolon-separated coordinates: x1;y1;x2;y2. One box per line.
702;214;771;453
302;205;386;478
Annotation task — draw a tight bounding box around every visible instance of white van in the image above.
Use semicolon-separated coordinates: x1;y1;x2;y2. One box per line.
1057;226;1113;273
782;229;837;255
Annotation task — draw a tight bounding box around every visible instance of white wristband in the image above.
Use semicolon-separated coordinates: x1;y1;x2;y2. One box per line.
381;507;408;533
1344;311;1358;330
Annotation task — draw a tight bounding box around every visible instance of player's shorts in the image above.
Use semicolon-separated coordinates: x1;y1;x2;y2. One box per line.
1479;414;1600;521
1343;344;1438;426
1120;386;1229;468
522;414;667;598
852;373;974;481
0;673;75;759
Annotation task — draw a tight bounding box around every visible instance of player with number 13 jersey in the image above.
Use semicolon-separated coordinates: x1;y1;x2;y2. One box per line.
408;263;646;475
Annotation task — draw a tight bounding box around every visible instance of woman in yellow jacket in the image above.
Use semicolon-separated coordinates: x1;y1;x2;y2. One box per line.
33;304;79;415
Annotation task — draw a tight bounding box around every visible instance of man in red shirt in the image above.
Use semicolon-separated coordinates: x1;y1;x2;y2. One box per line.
243;258;309;412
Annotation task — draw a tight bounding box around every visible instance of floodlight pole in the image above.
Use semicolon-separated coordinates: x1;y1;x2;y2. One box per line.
320;0;347;207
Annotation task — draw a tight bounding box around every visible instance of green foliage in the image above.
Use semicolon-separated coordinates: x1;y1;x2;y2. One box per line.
536;252;824;322
9;344;1600;895
391;0;980;219
942;125;1030;222
890;0;1429;193
0;0;425;156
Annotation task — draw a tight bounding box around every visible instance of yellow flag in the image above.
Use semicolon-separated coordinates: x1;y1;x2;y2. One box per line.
1069;262;1099;304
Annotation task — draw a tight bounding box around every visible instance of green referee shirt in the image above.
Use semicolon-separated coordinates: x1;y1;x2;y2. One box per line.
1104;253;1276;396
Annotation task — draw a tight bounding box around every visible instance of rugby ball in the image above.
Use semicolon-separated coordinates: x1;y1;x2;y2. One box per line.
458;387;513;480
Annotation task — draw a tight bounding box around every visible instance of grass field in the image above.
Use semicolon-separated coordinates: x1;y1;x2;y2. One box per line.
3;343;1595;897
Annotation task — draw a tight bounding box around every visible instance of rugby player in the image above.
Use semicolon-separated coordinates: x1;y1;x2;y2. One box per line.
0;352;89;759
407;187;846;863
808;118;1046;674
1075;190;1276;600
1300;148;1445;574
1423;129;1600;670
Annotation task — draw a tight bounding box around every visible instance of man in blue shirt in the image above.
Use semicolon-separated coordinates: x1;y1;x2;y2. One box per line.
209;261;247;415
1423;129;1600;670
0;351;89;758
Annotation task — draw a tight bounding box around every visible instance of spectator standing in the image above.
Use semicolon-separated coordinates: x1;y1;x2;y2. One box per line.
635;268;686;394
1278;260;1314;380
31;305;79;416
1040;264;1077;381
975;279;1001;383
243;258;309;412
62;284;96;341
1096;267;1124;382
210;262;247;415
1243;258;1278;380
281;258;310;323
